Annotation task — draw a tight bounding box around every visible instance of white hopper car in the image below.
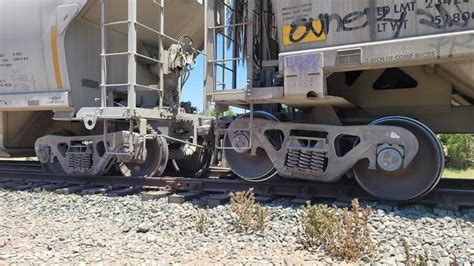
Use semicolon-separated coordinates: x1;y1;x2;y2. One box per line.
0;0;212;177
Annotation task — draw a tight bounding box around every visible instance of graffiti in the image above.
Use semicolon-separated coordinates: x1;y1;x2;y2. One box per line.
425;0;466;9
283;1;472;45
286;7;409;45
288;18;324;43
417;3;472;29
284;53;321;73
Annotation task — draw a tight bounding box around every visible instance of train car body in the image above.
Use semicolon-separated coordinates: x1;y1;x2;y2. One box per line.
209;0;474;129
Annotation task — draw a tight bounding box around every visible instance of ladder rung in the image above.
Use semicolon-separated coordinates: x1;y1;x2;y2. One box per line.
135;21;163;37
135;84;163;91
153;0;164;8
209;57;244;63
136;53;162;64
209;22;247;30
101;83;129;88
103;21;129;27
101;52;130;57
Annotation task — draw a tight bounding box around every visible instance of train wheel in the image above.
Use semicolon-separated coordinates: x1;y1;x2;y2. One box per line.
42;158;65;174
119;135;169;177
174;139;213;178
223;111;281;182
353;116;444;201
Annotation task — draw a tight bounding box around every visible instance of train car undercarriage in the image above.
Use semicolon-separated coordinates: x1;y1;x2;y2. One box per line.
219;113;443;201
1;0;473;202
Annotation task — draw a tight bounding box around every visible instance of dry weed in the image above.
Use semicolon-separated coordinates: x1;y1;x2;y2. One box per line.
331;199;377;261
196;209;209;233
229;188;270;232
403;239;429;266
229;188;256;228
254;203;270;232
301;202;340;249
301;199;377;262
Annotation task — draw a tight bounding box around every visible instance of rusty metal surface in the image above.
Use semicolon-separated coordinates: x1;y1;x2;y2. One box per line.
0;168;473;208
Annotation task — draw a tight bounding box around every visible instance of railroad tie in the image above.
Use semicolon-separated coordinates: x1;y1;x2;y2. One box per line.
168;191;205;204
206;193;230;207
80;187;110;195
108;187;142;197
54;185;85;195
140;190;172;201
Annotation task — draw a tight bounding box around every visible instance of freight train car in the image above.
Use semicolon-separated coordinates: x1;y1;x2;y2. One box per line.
206;0;474;201
0;0;213;177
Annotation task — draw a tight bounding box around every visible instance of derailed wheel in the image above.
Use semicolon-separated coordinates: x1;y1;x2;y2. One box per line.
119;136;169;177
353;116;444;201
224;111;281;182
174;138;213;178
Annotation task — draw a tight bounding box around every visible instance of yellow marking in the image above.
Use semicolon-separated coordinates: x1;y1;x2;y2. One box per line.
282;20;326;46
50;26;63;89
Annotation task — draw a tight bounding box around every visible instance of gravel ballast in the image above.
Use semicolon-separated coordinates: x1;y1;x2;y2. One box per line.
0;190;473;264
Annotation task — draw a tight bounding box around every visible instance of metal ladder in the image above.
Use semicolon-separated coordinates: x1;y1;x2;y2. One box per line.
204;0;254;114
98;0;165;156
205;0;256;151
99;0;165;112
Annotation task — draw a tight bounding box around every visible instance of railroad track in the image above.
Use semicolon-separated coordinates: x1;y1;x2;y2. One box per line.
0;160;43;173
0;161;473;210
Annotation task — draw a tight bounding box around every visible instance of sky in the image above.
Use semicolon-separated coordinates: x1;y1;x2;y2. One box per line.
181;36;247;113
181;54;206;112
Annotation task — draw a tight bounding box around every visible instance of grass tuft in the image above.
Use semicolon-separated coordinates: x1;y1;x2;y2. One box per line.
300;199;377;262
402;239;429;266
196;209;209;233
229;188;270;232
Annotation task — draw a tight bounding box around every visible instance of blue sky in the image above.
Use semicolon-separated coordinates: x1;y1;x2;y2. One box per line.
182;54;206;112
182;36;247;113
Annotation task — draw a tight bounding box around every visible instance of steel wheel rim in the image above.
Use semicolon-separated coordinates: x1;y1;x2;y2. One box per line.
120;136;168;177
353;116;444;201
224;111;280;182
174;138;212;178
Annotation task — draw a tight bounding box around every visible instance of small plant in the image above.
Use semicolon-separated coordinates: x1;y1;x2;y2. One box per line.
254;204;270;232
196;209;209;233
229;188;256;229
402;238;413;265
416;251;429;266
229;188;270;232
300;199;376;262
402;239;429;266
333;199;377;261
300;202;340;249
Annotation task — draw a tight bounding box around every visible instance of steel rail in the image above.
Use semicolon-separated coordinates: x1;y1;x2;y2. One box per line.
0;161;43;173
0;169;473;208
